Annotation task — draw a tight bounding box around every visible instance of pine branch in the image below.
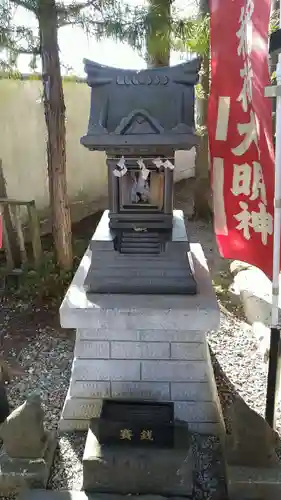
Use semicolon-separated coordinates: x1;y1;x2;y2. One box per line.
14;46;40;54
9;0;38;14
56;0;120;27
56;0;102;16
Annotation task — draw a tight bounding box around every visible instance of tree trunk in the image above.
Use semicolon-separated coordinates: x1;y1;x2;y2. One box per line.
270;0;280;80
146;0;172;67
270;0;280;148
38;0;72;270
192;0;212;220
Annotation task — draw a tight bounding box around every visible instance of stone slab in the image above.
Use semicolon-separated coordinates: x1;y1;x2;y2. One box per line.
60;393;102;420
141;360;208;382
71;340;207;360
77;328;206;343
171;382;213;401
71;359;141;382
226;464;281;500
0;431;57;496
74;341;110;358
18;492;185;500
110;341;170;359
88;211;190;248
69;381;111;398
70;358;208;384
111;381;170;399
61;397;218;423
82;425;193;495
58;417;222;435
69;380;170;400
170;342;207;360
174;401;219;422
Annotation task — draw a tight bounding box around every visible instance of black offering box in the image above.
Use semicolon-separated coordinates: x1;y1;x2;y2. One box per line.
91;399;175;448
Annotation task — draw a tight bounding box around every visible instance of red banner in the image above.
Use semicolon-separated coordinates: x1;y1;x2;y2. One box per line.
208;0;275;278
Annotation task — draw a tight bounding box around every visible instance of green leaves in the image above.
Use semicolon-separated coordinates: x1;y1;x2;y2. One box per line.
1;0;146;68
270;8;279;35
172;14;210;56
0;0;41;70
0;0;211;73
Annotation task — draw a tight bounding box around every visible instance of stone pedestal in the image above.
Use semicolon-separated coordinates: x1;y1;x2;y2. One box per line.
84;210;197;294
59;210;223;436
82;422;193;495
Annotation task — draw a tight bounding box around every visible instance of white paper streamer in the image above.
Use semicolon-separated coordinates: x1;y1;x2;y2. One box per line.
152;157;174;170
152;157;163;169
163;159;174;170
137;158;150;180
113;156;128;177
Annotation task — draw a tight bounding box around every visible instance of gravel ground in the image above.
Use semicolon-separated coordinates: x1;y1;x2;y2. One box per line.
0;180;280;499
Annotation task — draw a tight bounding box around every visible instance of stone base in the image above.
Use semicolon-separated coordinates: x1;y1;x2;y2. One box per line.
82;424;193;495
59;210;224;437
0;431;57;496
226;464;281;500
84;210;197;294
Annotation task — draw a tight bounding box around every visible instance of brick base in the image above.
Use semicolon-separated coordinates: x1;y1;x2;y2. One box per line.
59;211;224;436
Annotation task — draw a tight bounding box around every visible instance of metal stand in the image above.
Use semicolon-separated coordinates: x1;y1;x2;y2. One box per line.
0;382;9;424
265;327;281;427
264;23;281;429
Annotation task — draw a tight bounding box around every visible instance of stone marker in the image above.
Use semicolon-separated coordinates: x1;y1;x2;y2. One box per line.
225;398;281;500
230;262;281;362
0;392;57;495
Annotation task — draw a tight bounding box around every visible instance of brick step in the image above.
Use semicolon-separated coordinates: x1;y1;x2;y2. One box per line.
90;258;189;268
119;233;161;255
120;247;161;255
120;241;160;245
85;280;196;294
89;251;189;261
121;232;160;239
88;268;190;278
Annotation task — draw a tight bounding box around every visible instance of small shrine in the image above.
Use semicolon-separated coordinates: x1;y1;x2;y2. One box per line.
59;57;222;496
81;58;200;294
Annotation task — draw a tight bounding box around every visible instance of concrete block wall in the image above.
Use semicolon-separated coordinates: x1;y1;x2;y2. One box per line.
60;326;222;435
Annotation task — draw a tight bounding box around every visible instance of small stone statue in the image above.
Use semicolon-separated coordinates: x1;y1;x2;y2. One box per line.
226;398;280;467
0;392;47;459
